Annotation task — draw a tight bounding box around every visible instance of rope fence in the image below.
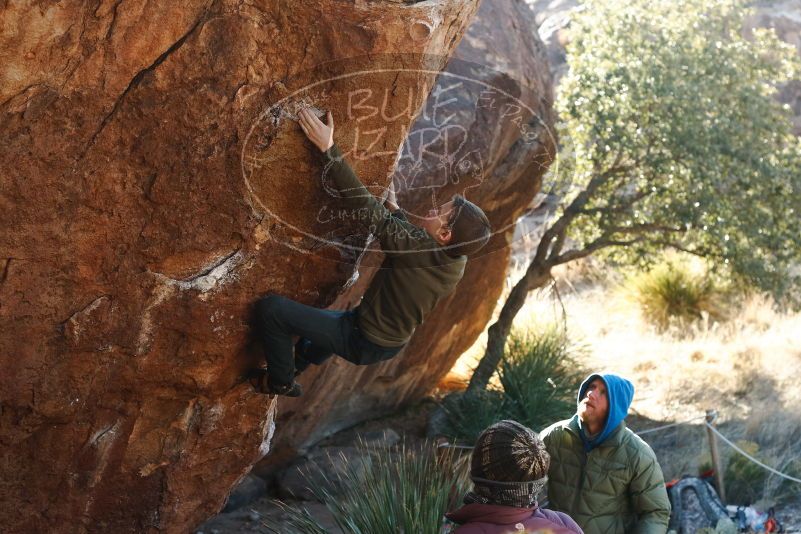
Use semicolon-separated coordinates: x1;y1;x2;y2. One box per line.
704;422;801;484
635;414;708;435
634;410;800;486
437;410;801;488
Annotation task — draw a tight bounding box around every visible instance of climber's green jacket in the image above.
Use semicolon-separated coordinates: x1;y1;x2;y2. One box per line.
541;415;671;534
322;144;466;347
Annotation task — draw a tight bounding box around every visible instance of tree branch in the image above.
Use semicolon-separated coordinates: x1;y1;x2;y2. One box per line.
651;240;715;258
552;235;646;265
549;222;569;260
466;261;553;393
577;188;653;216
604;223;685;235
534;169;618;264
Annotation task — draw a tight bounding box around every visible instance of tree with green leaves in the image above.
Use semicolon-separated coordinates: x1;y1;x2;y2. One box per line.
468;0;801;392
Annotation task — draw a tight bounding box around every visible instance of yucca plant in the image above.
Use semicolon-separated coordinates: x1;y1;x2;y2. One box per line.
440;388;506;445
265;503;329;534
499;328;586;432
265;441;471;534
440;327;585;444
627;261;727;330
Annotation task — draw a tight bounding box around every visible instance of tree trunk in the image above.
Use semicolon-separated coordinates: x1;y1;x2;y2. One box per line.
466;261;552;393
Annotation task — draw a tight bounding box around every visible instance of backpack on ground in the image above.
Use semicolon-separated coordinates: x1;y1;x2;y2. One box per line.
667;476;730;533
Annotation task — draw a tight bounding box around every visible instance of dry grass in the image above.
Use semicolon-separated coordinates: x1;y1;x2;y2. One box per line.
452;272;801;421
623;260;729;331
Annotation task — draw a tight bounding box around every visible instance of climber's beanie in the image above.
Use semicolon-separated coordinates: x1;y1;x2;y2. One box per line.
471;419;549;482
464;420;549;508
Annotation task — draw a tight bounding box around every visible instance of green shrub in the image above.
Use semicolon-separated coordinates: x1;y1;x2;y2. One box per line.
266;441;470;534
440;327;585;444
627;261;727;330
772;458;801;504
440;389;507;445
700;437;801;506
724;440;767;505
500;328;586;432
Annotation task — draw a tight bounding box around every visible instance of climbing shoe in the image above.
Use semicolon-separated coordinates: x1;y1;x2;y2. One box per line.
246;368;303;397
268;381;303;397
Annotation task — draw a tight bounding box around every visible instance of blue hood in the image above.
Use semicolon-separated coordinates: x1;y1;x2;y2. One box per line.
577;373;634;450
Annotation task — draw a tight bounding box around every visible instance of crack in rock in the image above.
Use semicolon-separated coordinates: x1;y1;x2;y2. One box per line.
1;258;11;285
80;1;214;160
61;295;110;337
85;420;121;488
136;249;244;355
135;284;176;356
341;235;377;291
87;420;121;448
150;249;244;295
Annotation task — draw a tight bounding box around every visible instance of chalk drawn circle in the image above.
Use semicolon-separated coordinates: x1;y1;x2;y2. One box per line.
241;59;558;259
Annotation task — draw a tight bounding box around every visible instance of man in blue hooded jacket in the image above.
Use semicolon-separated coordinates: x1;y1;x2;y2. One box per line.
540;373;670;534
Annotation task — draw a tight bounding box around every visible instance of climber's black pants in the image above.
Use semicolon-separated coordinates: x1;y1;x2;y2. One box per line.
254;294;403;386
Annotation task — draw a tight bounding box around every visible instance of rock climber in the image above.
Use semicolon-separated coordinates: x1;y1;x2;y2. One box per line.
540;373;671;534
247;107;492;397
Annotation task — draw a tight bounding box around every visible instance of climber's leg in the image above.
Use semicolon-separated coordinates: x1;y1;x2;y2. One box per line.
294;337;334;376
254;294;352;387
338;315;405;366
293;326;405;374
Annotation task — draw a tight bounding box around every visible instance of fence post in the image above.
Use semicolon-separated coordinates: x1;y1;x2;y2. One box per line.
705;409;726;503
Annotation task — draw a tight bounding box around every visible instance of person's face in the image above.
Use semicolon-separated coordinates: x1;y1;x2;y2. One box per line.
420;198;455;244
577;378;609;429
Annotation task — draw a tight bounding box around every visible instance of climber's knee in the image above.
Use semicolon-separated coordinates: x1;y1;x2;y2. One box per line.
256;294;283;321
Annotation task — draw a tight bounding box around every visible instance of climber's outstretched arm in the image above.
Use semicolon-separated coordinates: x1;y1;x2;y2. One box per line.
298;107;382;209
298;107;418;253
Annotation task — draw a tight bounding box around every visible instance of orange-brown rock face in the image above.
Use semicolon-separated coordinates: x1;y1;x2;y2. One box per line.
0;1;482;532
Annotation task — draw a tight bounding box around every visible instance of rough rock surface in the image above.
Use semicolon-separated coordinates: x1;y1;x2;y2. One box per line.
259;0;555;465
221;474;268;513
526;0;578;85
0;1;481;532
275;445;368;502
745;0;801;135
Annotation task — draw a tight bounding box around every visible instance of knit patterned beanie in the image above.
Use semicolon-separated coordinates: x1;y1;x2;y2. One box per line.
464;420;550;508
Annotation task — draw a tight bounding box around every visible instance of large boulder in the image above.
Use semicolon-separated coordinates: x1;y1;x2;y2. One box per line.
527;0;579;84
0;1;481;532
260;0;556;462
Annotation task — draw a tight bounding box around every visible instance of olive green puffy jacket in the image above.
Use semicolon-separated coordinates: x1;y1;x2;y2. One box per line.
541;415;671;534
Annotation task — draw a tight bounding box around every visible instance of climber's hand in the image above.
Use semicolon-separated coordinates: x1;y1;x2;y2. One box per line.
298;108;334;152
385;179;400;212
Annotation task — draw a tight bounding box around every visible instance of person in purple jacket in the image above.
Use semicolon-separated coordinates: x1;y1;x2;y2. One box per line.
446;420;584;534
